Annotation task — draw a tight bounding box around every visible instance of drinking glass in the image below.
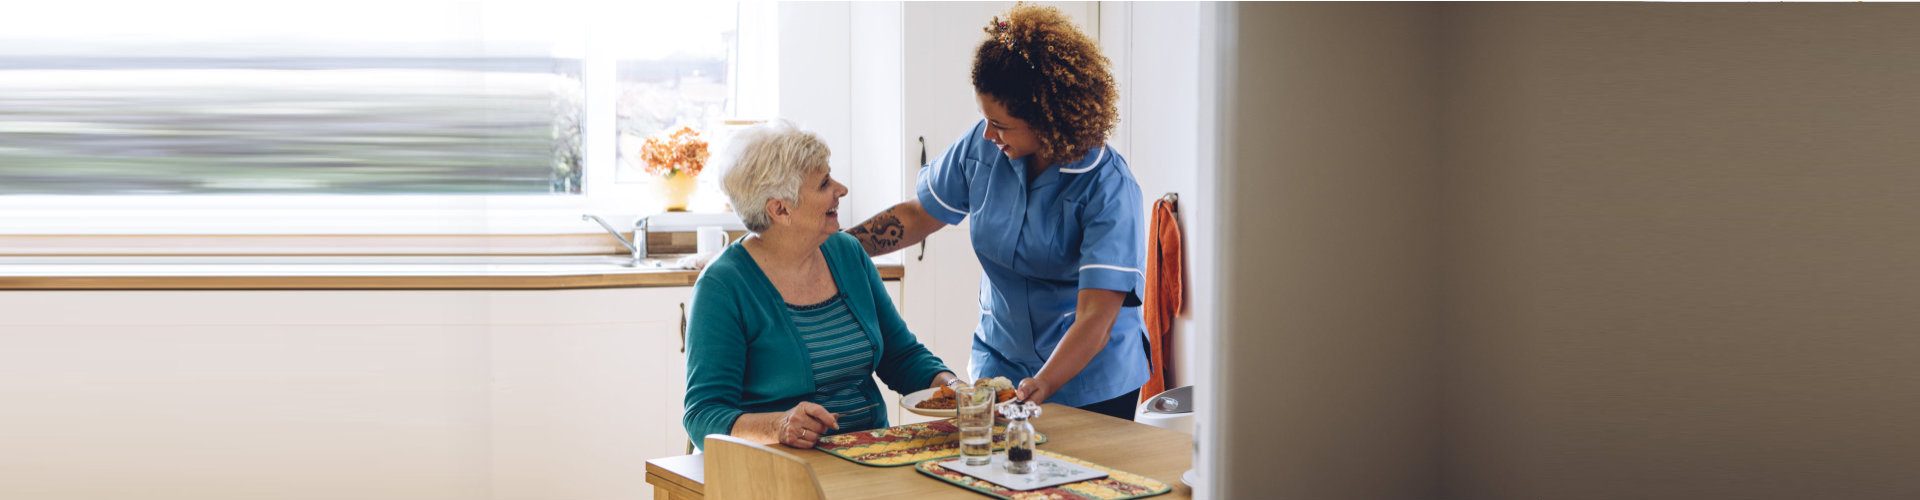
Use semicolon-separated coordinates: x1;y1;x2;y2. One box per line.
954;385;994;466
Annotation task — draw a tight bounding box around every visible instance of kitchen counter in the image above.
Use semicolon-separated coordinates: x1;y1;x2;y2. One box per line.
0;255;904;290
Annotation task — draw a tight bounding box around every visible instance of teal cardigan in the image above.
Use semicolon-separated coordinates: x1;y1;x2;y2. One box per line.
682;232;950;450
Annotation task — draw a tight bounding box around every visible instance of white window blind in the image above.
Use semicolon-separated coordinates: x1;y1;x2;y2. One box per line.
0;0;762;236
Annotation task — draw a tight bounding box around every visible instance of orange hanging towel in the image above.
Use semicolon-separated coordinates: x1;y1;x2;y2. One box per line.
1140;196;1185;404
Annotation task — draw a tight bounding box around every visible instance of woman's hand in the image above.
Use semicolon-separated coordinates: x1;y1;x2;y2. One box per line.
1015;377;1056;405
930;370;962;389
773;402;839;448
1018;289;1124;406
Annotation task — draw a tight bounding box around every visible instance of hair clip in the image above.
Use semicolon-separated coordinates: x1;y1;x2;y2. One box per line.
985;16;1038;70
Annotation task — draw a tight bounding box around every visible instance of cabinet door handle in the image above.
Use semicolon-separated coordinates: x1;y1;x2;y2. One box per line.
916;136;928;262
680;300;692;454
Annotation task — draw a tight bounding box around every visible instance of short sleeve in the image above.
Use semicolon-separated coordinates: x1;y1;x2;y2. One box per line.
915;125;980;225
1076;168;1147;307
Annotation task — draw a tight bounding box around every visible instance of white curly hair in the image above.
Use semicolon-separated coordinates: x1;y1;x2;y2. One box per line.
714;119;830;233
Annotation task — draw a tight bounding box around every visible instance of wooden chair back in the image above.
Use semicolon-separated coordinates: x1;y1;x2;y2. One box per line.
702;434;826;500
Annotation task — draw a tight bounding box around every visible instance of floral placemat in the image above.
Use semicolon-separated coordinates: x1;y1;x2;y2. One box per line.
814;419;1047;467
914;450;1172;500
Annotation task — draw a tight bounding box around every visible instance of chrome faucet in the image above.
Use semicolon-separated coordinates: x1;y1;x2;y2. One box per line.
582;214;647;267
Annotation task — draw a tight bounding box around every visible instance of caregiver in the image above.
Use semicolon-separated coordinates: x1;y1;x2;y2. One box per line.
846;3;1147;420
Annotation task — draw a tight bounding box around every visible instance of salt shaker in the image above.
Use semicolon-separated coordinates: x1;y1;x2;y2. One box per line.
998;401;1041;474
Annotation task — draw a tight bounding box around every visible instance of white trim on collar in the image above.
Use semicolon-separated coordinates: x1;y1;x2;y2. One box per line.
1058;146;1108;174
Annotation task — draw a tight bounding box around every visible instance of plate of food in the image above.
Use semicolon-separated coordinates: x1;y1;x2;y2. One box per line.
903;377;1019;417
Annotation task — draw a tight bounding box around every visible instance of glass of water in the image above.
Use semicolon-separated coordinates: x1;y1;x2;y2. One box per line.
954;385;995;466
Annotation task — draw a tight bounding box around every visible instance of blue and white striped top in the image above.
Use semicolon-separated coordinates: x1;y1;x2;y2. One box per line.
787;293;879;433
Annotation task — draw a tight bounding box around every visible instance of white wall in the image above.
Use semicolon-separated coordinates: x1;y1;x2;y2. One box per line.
734;1;779;120
1100;1;1210;396
849;2;906;229
775;3;856;216
774;2;906;229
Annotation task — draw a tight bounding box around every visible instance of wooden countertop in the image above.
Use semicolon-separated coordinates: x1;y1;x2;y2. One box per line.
0;232;903;290
0;262;903;290
646;404;1194;500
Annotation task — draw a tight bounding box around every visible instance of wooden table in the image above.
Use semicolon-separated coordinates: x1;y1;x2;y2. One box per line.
645;404;1193;500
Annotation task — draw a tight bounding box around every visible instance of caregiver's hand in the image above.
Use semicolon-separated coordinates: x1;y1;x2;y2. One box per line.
1019;289;1126;405
1015;377;1057;405
775;402;839;448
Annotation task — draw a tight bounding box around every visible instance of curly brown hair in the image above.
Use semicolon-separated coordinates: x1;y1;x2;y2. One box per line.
972;3;1119;169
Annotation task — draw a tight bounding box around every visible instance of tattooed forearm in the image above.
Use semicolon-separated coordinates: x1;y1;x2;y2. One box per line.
847;209;907;256
845;224;879;253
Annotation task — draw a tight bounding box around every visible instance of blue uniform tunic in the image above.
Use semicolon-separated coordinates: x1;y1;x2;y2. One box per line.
916;120;1150;407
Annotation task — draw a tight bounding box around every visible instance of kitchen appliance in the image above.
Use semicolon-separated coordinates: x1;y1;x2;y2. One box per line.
1135;385;1193;435
1136;385;1197;488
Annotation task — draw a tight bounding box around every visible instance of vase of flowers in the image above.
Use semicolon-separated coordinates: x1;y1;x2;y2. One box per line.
640;125;709;212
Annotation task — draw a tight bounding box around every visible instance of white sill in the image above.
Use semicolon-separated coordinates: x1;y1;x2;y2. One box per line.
0;209;645;235
0;187;736;236
0;254;664;277
0;209;768;257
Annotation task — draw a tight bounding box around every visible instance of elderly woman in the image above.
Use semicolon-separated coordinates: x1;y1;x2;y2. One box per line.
682;120;959;450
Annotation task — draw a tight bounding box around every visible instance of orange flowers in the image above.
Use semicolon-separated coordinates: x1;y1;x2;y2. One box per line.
640;125;709;178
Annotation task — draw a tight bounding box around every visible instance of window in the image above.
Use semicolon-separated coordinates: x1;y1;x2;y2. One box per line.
0;0;759;236
607;2;739;184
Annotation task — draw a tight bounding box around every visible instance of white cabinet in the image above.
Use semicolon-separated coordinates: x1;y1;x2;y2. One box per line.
876;281;948;426
485;287;693;500
0;288;697;500
0;279;916;500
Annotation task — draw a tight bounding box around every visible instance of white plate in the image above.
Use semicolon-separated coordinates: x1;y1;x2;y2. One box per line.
1181;468;1197;487
901;387;956;418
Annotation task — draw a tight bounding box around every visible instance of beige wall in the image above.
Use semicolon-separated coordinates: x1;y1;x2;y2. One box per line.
1437;4;1920;499
1220;3;1920;500
1216;4;1443;499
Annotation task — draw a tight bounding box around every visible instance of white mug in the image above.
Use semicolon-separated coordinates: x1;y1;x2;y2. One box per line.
697;226;732;254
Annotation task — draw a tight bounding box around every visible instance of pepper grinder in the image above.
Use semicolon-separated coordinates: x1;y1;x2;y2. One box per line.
998;401;1041;474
